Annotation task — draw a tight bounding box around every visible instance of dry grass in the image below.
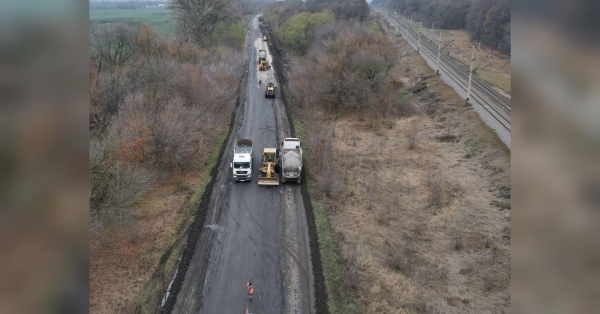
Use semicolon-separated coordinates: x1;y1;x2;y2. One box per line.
308;19;511;313
90;180;192;313
89;130;228;314
328;105;510;313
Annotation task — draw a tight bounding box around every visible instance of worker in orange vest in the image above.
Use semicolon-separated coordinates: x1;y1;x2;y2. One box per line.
246;281;254;300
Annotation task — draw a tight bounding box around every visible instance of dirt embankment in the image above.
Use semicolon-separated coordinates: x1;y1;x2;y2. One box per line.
265;16;511;314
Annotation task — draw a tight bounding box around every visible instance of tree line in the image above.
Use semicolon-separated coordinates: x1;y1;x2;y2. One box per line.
90;1;170;10
265;0;415;207
89;0;251;222
90;21;244;223
266;0;411;120
375;0;510;53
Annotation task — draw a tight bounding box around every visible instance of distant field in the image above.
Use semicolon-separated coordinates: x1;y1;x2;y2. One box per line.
90;8;176;38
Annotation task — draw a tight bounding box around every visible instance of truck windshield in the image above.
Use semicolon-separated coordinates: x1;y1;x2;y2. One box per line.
234;162;250;169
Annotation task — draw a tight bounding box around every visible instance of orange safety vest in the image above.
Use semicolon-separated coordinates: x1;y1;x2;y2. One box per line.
249;287;254;295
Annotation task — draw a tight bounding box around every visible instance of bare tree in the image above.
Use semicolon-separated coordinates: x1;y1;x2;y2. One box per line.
90;23;139;73
170;0;233;44
332;0;370;23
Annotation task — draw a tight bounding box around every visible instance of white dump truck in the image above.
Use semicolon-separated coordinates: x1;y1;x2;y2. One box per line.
280;138;302;184
231;139;254;182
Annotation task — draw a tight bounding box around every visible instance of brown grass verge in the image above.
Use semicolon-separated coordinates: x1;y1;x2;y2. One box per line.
290;18;512;313
89;130;228;314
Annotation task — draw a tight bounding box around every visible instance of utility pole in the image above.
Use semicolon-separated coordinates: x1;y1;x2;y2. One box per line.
476;41;481;61
447;110;451;136
436;31;441;75
417;21;422;53
474;41;482;74
466;45;475;104
445;104;452;136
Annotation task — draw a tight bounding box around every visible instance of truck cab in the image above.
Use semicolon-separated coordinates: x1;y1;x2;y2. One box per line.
232;153;252;181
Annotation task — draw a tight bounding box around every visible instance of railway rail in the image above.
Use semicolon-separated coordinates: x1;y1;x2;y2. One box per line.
380;10;511;133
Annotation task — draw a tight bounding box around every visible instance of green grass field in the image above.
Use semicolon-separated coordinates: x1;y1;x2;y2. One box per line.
90;8;176;38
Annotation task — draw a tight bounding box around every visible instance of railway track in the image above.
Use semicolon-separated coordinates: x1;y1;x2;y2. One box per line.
380;10;511;133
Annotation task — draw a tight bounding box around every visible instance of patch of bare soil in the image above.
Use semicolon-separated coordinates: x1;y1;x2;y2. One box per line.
324;22;511;313
89;176;199;313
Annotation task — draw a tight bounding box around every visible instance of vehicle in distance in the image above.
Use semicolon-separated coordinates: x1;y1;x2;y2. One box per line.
258;50;270;71
280;138;302;184
231;139;253;182
265;82;275;98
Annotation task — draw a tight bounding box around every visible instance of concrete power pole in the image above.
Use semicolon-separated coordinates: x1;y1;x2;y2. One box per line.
436;31;441;75
417;21;422;53
474;41;482;74
466;45;475;104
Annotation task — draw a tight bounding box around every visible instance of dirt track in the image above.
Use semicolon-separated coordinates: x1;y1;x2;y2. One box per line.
163;15;315;314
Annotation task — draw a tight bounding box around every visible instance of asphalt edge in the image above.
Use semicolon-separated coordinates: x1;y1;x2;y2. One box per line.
260;22;330;314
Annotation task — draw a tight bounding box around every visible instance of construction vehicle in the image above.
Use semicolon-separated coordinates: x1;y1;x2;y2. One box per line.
265;82;275;98
259;60;271;71
280;138;302;184
257;148;280;186
258;50;270;71
231;139;254;182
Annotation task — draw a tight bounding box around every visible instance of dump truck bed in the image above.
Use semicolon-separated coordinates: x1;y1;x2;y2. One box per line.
281;138;302;183
234;139;253;155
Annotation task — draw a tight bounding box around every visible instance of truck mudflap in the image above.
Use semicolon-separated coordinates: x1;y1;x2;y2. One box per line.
257;176;280;186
